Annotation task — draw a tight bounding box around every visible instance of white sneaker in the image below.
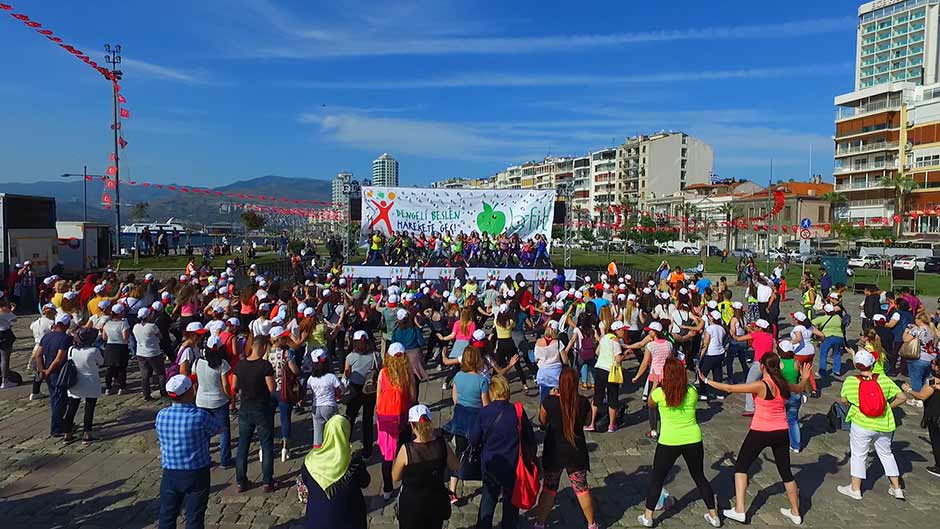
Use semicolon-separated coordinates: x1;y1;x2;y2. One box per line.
383;490;393;501
888;486;905;500
442;382;449;390
29;393;40;400
281;447;288;462
722;508;746;523
779;508;802;525
637;514;653;527
837;484;862;500
0;381;17;389
705;512;721;527
258;448;263;463
791;447;801;454
117;388;125;395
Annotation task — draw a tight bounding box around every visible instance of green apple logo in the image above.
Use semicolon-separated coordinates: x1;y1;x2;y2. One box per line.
476;202;507;235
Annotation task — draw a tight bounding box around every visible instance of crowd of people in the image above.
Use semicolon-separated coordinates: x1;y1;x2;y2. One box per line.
365;230;553;268
2;252;940;529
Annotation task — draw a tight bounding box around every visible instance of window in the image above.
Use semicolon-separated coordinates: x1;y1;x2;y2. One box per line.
784;206;792;221
817;206;825;222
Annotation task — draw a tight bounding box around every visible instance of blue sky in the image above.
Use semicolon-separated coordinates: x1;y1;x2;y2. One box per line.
0;0;860;187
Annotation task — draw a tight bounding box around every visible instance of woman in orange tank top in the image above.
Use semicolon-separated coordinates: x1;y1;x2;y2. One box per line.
376;342;416;501
700;354;812;526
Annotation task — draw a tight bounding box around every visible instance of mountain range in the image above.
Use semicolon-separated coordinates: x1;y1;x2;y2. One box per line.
1;175;333;227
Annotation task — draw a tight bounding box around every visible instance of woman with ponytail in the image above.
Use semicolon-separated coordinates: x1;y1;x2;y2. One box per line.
700;353;813;526
533;367;597;529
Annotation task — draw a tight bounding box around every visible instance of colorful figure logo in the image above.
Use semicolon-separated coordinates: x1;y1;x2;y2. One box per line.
367;190;396;233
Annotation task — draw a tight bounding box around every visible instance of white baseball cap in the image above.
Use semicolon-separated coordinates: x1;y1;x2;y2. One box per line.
151;301;164;312
111;304;125;315
268;325;289;338
93;284;105;293
829;292;840;300
679;288;689;295
165;374;193;398
824;303;835;313
645;321;663;332
408;404;432;423
873;314;887;322
642;287;652;294
54;313;71;326
753;319;770;329
137;307;151;319
97;300;111;310
792;312;807;322
854;349;876;367
303;307;315;317
185;322;208;334
397;308;409;321
610;321;625;331
778;340;794;352
144;273;154;282
387;342;405;357
43;277;55;285
206;335;223;349
63;292;77;300
731;301;743;310
617;293;626;301
472;329;486;341
627;293;637;301
545;291;553;299
575;291;584;299
310;348;328;362
353;330;369;341
259;302;272;311
707;300;719;309
659;292;670;300
710;310;722;321
226;317;240;326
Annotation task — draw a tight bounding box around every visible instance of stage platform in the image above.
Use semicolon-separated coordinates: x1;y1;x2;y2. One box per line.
341;265;578;282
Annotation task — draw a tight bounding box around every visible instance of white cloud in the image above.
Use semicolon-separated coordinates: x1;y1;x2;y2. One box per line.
228;1;853;58
121;58;217;86
287;63;850;90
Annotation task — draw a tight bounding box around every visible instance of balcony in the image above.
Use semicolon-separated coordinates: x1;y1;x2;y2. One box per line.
835;97;901;120
835;141;898;157
833;160;898;174
834;176;892;191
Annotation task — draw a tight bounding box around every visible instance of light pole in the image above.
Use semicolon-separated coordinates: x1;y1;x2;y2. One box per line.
105;43;123;256
60;167;106;222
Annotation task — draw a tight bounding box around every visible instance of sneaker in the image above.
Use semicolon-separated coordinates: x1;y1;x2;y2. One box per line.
383;490;394;501
705;512;722;527
699;394;709;401
263;481;278;493
442;382;449;390
583;425;595;432
741;411;754;417
837;484;862;500
82;433;93;445
800;394;808;405
448;491;458;504
28;393;39;400
608;425;617;433
237;482;250;493
779;508;802;525
281;447;288;462
926;465;940;477
647;430;658;440
0;381;18;389
791;447;801;454
715;394;725;400
888;486;905;500
258;449;263;463
813;372;821;378
637;514;653;527
117;388;125;395
722;508;746;523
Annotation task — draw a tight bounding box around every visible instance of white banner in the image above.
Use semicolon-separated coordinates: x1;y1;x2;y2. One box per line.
360;186;556;242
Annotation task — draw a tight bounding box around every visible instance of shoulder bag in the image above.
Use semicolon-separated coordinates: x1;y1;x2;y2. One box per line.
361;351;380;395
56;346;79;389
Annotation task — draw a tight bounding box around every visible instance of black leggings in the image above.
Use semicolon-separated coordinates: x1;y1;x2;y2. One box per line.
698;354;724;396
591;367;619;409
734;429;793;482
928;421;940;469
63;397;97;433
105;366;127;391
645;441;715;511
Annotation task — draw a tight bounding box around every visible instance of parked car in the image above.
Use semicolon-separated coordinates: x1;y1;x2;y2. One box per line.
706;245;723;256
893;255;917;270
914;256;940;272
924;258;940;274
730;249;755;258
768;248;788;260
848;255;883;268
632;244;659;254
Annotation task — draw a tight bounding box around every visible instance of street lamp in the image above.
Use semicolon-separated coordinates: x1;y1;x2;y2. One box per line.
104;43;124;256
61;166;108;222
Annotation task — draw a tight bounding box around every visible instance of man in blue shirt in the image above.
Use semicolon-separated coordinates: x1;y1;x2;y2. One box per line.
156;375;220;529
36;314;73;436
589;288;610;316
694;273;712;293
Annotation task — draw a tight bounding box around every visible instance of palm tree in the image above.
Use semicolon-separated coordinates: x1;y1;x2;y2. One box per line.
821;191;848;224
718;203;736;252
573;205;585;231
879;174;916;237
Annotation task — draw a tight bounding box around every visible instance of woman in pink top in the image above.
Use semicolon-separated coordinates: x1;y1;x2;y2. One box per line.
700;354;812;526
732;318;775;415
628;322;676;440
437;307;476;389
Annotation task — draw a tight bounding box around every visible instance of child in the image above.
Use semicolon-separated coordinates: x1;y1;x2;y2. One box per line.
306;347;343;447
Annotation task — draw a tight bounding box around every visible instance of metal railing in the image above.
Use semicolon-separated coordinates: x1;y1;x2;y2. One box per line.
834;160;898;174
835;98;902;120
835;141;898;156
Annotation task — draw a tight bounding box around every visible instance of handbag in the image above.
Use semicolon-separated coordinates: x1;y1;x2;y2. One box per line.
279;350;302;404
55;347;79;390
361;351;380;395
510;402;540;510
608;362;624;384
900;338;921;360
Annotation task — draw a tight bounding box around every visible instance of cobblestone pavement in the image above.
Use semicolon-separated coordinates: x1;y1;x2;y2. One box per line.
2;289;940;529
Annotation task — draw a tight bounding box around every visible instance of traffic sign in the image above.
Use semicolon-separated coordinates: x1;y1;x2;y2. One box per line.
800;218;812;229
799;238;810;255
799;228;811;239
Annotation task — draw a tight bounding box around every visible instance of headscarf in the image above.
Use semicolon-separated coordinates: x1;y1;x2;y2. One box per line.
304;415;352;498
78;274;98;307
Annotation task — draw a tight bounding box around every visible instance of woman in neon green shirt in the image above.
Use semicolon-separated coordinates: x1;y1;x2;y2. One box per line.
638;356;720;527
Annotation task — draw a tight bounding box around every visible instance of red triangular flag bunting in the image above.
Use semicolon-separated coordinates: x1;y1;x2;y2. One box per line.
118;137;128;149
120;108;130;118
117;94;126;104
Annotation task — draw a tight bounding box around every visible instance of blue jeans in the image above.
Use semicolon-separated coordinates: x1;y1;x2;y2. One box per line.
235;405;274;486
204;405;232;465
579;357;596;385
819;336;845;376
908;358;931;392
271;393;293;441
477;475;519;529
785;394;802;451
46;379;66;435
158;467;210;529
539;384;553;403
725;343;749;382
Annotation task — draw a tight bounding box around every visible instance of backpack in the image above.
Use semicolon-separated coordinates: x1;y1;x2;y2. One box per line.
279;349;302;404
579;332;596;361
856;374;887;418
812;289;824;312
165;345;190;379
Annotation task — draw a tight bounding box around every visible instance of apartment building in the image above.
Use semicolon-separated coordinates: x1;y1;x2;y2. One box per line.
372;153;399;187
331;171;352;207
430;177;495;189
615;132;714;207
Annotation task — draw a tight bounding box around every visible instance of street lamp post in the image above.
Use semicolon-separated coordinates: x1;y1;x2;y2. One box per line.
61;168;109;222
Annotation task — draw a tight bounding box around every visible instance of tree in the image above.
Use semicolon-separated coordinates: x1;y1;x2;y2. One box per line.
831;222;863;252
131;201;149;221
879;174;915;237
241;210;266;232
579;227;596;244
821;191;848;224
573;205;585;230
718;203;737;252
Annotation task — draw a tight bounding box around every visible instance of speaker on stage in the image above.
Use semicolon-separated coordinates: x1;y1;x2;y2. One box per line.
350;198;361;221
553;200;566;224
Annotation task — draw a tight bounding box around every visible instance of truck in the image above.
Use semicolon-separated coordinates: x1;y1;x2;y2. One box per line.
0;193;59;280
657;240;699;255
56;221;113;274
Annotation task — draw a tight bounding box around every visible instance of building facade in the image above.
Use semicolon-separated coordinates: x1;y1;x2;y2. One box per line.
856;0;938;90
331;171;352;207
615;132;714;208
372;153;399;187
